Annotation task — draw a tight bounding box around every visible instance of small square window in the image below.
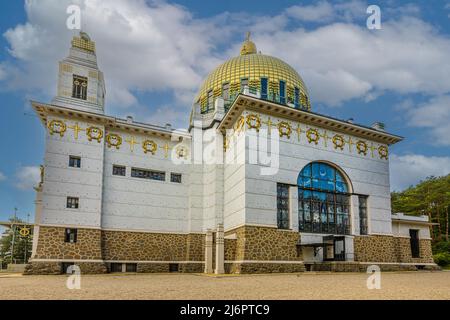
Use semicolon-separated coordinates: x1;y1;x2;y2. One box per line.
64;228;77;243
113;165;126;176
67;197;79;209
171;173;182;183
69;156;81;168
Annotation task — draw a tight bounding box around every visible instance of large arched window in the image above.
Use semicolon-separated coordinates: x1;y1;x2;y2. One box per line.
298;162;350;235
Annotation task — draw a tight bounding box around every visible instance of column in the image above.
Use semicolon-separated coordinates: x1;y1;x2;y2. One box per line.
215;224;225;274
204;229;213;273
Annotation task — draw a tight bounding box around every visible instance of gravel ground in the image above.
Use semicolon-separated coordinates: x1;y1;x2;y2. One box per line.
0;271;449;300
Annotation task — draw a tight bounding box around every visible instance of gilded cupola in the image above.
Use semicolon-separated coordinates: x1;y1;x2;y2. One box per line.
195;32;311;114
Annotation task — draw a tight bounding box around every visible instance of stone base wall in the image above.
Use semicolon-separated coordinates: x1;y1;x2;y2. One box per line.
24;262;107;275
102;231;204;262
226;226;302;261
34;227;103;260
136;263;204;273
354;235;435;264
308;262;439;272
226;262;306;274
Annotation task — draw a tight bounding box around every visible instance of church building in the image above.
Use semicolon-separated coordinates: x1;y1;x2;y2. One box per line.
25;32;437;274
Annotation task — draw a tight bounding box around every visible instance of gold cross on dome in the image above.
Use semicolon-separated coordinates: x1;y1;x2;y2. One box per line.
126;136;138;152
369;143;377;158
68;123;84;140
320;130;330;147
161;143;171;158
347;137;355;153
262;117;274;134
296;125;302;142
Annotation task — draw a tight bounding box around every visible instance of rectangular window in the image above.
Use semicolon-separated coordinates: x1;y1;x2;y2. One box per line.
171;173;182;183
64;228;77;243
294;87;300;109
359;196;368;235
61;262;75;274
69;156;81;168
113;165;126;176
126;263;137;273
240;78;248;92
72;75;88;100
279;81;286;104
207;90;214;112
277;183;290;229
110;263;123;273
66;197;79;209
410;229;420;258
261;78;268;100
131;168;165;181
222;83;230;101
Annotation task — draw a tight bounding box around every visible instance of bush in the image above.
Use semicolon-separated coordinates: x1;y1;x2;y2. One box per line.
432;241;450;254
433;252;450;267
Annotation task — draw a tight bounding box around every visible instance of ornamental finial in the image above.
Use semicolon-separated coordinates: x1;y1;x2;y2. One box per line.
240;31;257;55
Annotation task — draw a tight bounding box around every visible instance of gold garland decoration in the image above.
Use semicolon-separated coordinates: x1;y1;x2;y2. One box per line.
246;114;261;132
277;121;292;139
332;134;345;150
306;128;320;145
19;227;30;237
48;120;67;137
86;126;103;143
235;116;245;133
378;145;389;160
356;140;368;156
142;140;157;155
106;133;122;149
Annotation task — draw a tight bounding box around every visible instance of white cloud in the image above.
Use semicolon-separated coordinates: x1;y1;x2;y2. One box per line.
2;0;228;109
0;172;6;181
390;154;450;191
407;95;450;146
253;17;450;106
2;0;450;126
14;166;40;191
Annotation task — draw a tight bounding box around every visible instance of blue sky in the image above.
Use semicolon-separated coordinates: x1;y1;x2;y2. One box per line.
0;0;450;223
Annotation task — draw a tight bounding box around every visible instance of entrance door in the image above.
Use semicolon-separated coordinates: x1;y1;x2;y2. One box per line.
333;237;346;261
409;230;420;258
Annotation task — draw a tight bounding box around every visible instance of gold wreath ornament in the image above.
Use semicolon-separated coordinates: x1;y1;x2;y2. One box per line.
332;134;345;150
48;120;67;137
378;145;389;160
356;140;368;156
86;126;103;143
19;227;30;237
246;114;261;132
277;121;292;139
143;140;158;155
306;128;320;145
106;133;122;149
176;145;189;159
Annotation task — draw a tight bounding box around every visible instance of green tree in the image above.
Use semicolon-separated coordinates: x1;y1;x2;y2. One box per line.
0;218;33;267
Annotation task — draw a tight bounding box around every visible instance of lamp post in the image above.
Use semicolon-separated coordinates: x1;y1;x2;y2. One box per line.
10;208;17;265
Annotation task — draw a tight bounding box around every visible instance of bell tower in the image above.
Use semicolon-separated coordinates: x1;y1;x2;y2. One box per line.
52;31;105;114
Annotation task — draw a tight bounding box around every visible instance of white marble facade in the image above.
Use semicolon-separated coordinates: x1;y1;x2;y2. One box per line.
32;33;408;265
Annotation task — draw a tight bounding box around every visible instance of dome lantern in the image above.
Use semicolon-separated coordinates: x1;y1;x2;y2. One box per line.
240;32;257;55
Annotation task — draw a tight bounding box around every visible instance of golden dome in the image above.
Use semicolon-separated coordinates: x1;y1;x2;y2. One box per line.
196;34;310;111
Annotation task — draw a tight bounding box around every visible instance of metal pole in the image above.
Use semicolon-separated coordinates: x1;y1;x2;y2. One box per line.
24;214;30;263
10;208;17;265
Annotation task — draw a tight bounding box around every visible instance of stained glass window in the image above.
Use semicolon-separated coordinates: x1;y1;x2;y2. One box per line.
298;163;350;235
